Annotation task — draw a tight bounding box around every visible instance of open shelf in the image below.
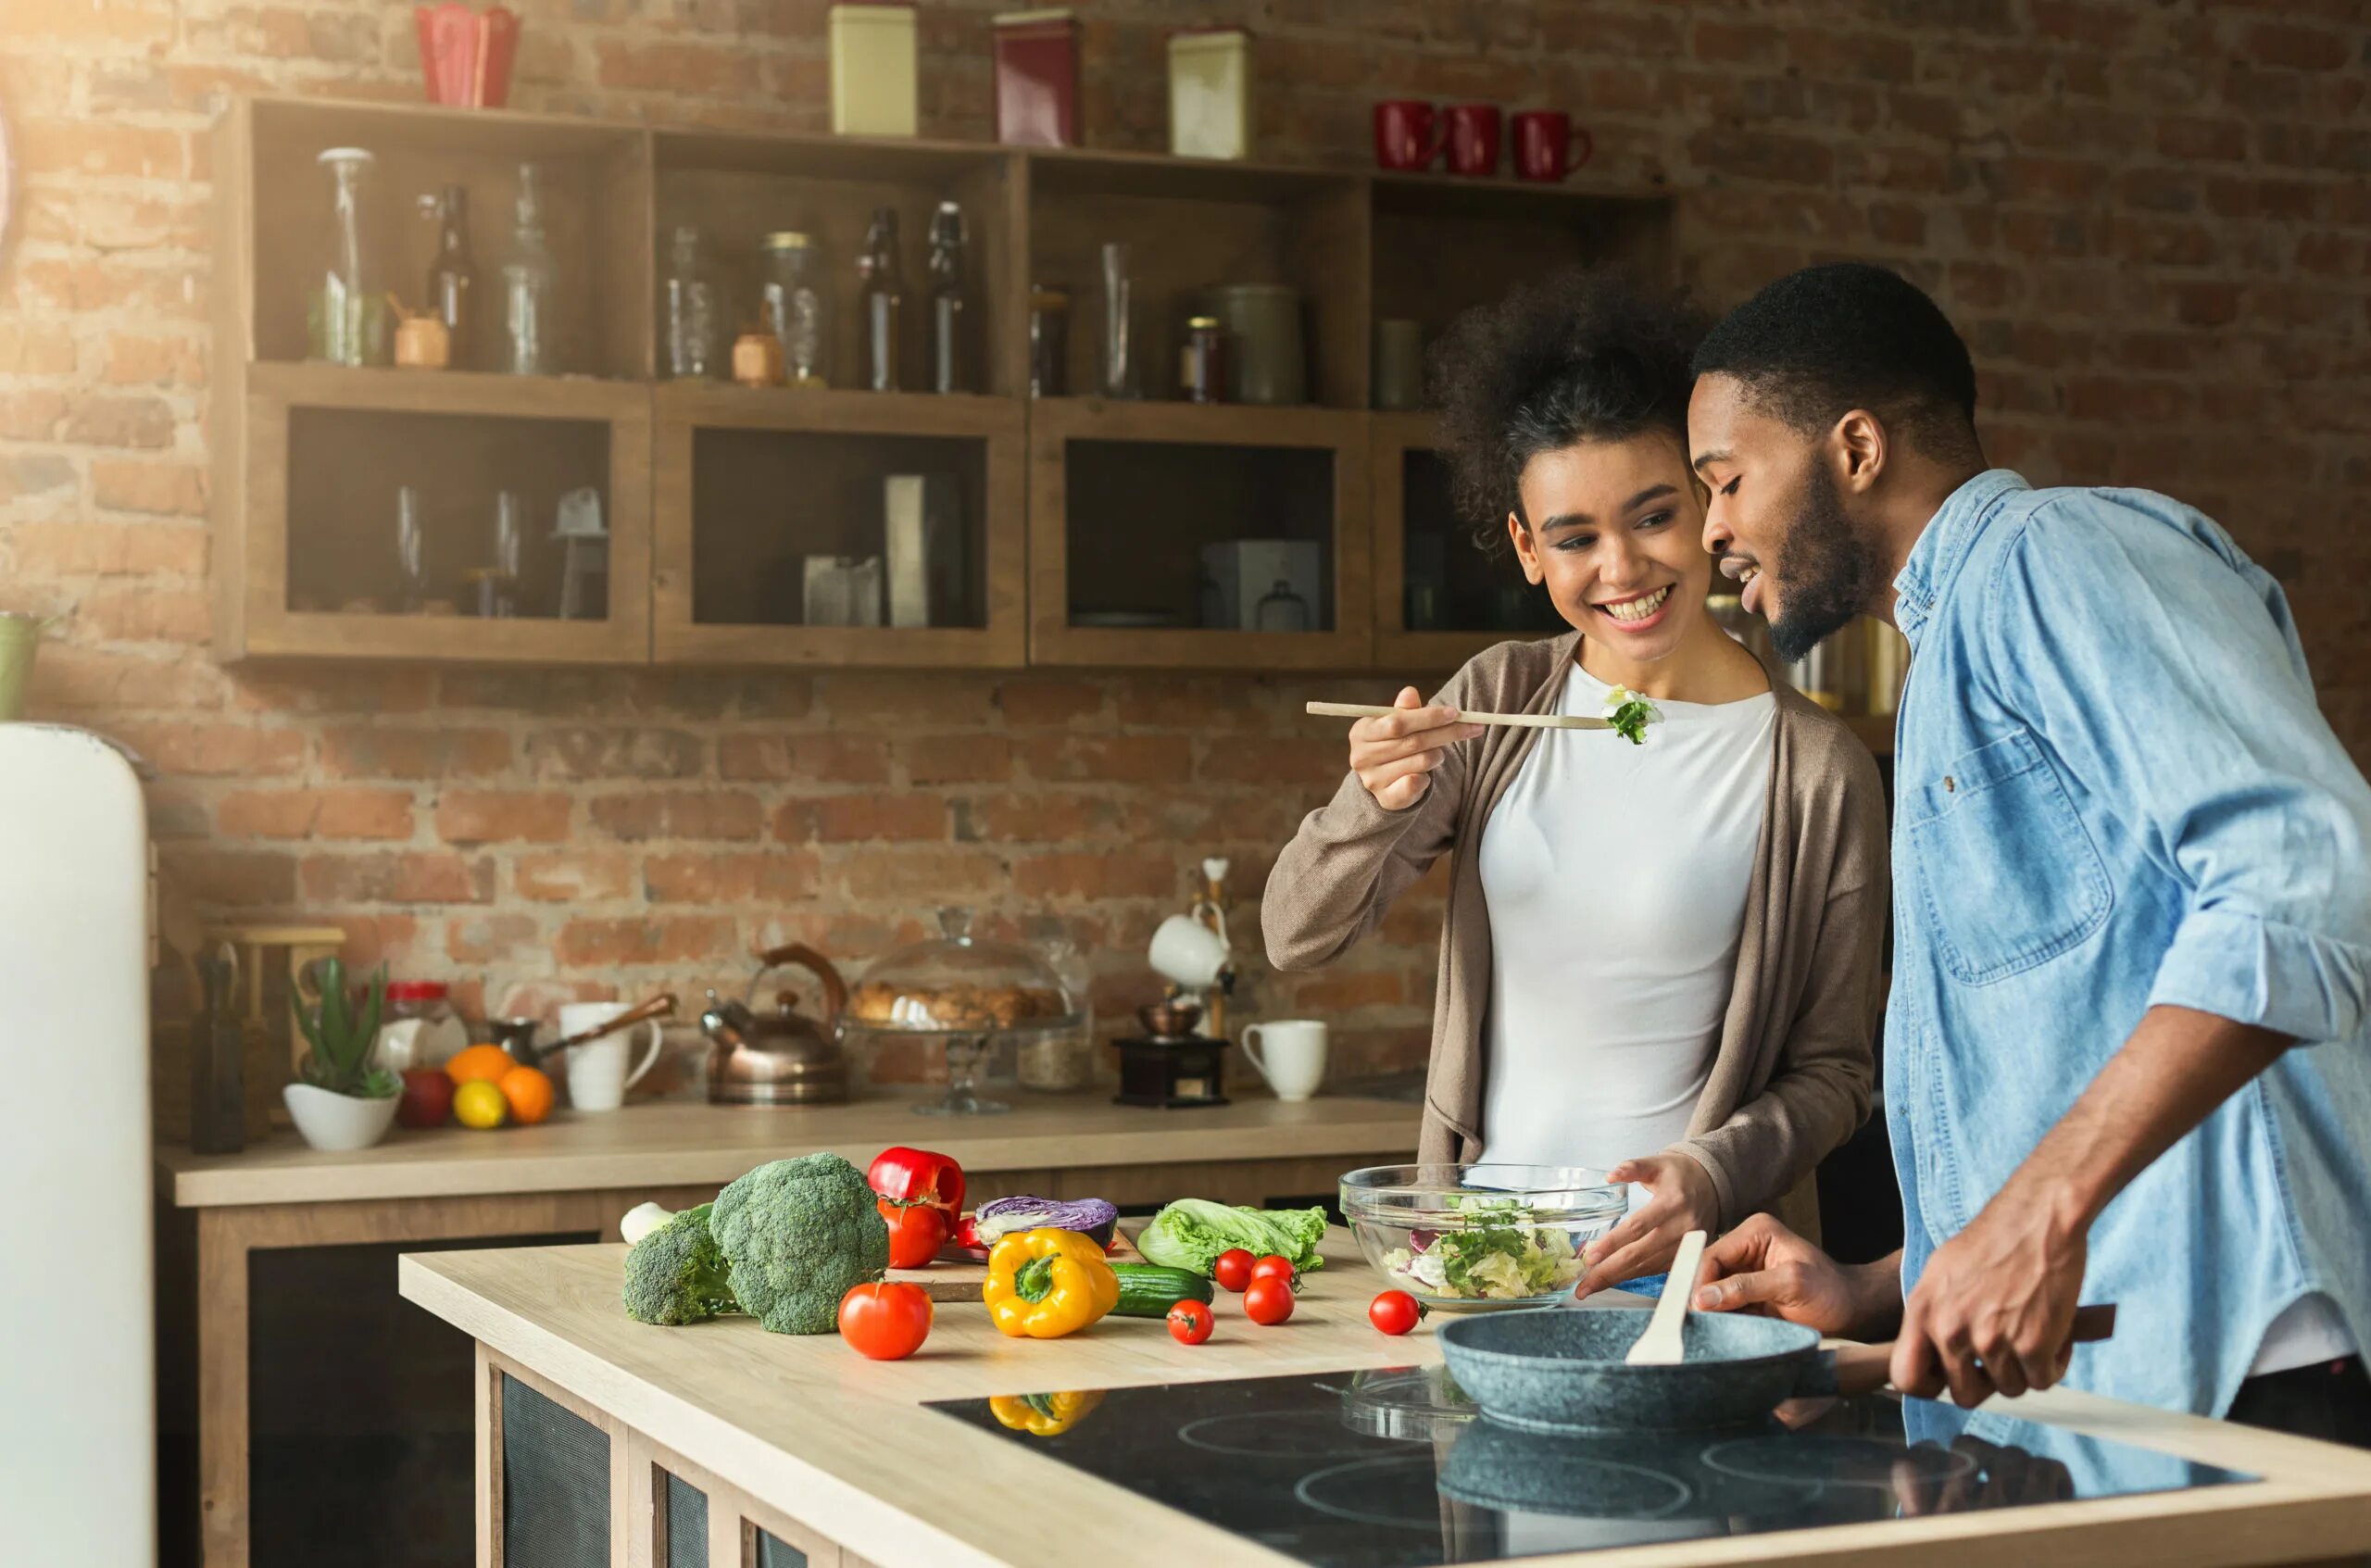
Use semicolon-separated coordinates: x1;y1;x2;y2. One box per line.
1027;397;1368;670
650;383;1024;668
218;364;650;663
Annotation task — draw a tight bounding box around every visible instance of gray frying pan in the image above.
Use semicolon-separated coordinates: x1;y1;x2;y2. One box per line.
1436;1304;2117;1436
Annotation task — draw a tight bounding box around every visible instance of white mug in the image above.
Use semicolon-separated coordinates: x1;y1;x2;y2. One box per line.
1149;913;1228;989
1240;1019;1327;1101
559;1001;663;1113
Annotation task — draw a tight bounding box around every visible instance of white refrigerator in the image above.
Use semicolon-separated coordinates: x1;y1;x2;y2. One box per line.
0;723;156;1563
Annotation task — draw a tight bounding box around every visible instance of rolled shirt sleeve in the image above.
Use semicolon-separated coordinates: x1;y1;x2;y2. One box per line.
1986;494;2371;1044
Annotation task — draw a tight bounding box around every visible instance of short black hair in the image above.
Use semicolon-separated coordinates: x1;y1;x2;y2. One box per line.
1691;262;1981;464
1431;268;1706;558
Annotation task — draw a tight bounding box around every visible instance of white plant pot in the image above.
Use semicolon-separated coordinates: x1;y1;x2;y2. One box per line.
282;1082;401;1153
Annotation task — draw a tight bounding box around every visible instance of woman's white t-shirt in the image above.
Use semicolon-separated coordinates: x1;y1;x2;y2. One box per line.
1475;661;1775;1172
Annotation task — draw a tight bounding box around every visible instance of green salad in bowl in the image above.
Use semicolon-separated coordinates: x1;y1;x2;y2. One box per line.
1339;1164;1627;1311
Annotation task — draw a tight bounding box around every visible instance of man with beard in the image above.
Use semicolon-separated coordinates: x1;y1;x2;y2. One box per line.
1684;261;2371;1445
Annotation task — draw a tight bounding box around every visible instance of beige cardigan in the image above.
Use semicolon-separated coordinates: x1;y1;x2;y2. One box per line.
1263;633;1888;1238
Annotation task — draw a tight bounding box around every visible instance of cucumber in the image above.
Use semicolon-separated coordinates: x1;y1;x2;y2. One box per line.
1110;1262;1215;1318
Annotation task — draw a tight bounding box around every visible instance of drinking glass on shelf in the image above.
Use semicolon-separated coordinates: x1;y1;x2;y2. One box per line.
664;224;725;381
1098;241;1139;399
492;491;523;580
394;486;429;614
501;162;558;376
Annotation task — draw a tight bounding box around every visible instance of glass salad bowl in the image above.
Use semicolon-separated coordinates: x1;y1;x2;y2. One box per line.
1339;1163;1629;1313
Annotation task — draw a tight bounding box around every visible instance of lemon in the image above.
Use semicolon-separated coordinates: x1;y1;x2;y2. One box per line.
453;1078;508;1130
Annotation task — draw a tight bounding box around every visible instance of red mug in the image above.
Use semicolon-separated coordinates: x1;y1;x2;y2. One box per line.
1513;109;1594;181
1373;100;1445;171
1442;103;1502;176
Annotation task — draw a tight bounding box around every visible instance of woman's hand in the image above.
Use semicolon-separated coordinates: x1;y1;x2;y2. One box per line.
1571;1153;1718;1298
1349;686;1484;810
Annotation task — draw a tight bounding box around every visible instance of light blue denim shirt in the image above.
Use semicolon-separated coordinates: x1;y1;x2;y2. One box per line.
1888;469;2371;1417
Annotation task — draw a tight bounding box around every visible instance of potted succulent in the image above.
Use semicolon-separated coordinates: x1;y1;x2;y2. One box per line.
282;957;402;1151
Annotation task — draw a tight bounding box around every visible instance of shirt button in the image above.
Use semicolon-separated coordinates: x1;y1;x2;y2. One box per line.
1944;775;1956;793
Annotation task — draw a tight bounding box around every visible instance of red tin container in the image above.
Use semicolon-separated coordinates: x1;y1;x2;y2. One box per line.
993;9;1080;148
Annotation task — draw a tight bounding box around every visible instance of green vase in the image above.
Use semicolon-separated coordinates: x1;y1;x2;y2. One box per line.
0;614;42;721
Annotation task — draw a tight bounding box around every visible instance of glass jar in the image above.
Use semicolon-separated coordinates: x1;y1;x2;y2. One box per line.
309;148;390;367
1018;937;1096;1093
1181;314;1225;404
378;980;468;1072
1256;578;1311;633
759;231;831;388
393;485;430;614
663;224;724;381
843;908;1078;1116
501;162;558;376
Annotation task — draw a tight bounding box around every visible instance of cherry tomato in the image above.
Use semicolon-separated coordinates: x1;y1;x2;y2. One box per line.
1369;1289;1424;1336
1250;1254;1299;1290
1212;1248;1256;1293
1243;1276;1296;1327
837;1282;934;1361
879;1198;950;1271
1167;1299;1215;1345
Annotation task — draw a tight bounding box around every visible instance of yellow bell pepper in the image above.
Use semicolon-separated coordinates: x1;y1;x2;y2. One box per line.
983;1227;1120;1339
989;1389;1105;1436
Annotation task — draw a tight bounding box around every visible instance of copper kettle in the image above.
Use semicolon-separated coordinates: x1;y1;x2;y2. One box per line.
699;943;850;1106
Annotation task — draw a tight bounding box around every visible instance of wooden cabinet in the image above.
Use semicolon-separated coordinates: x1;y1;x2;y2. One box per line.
209;97;1676;675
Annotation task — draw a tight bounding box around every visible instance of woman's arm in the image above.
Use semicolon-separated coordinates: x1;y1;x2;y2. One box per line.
1262;682;1477;972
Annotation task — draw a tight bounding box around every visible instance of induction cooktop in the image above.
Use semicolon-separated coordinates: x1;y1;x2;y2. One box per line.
929;1367;2254;1565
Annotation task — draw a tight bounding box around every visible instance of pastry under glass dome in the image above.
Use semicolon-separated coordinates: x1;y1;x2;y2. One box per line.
843;908;1079;1115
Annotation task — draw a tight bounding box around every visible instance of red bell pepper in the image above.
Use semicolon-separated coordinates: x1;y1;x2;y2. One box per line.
867;1146;965;1226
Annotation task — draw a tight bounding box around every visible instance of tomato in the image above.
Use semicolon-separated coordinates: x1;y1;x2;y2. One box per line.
868;1147;965;1226
1212;1248;1256;1293
1250;1254;1299;1290
837;1283;934;1361
879;1198;950;1271
1243;1276;1296;1327
1368;1289;1424;1336
1167;1299;1215;1345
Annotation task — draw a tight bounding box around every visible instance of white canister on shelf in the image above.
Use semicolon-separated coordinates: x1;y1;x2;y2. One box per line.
830;3;919;138
1168;28;1252;160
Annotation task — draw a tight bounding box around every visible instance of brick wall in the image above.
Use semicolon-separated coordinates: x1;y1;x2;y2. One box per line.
5;1;2368;1085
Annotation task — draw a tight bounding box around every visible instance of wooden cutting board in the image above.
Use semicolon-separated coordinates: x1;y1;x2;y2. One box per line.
888;1227;1145;1303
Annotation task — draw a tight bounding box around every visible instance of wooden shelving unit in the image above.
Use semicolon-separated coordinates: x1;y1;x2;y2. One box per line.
208;95;1678;674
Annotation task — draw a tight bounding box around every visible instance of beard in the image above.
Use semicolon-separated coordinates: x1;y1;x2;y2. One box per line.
1766;463;1889;664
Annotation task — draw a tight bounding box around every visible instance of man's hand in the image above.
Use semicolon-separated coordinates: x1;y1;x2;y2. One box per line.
1691;1214;1901;1340
1571;1153;1716;1298
1891;1192;2087;1407
1348;686;1483;810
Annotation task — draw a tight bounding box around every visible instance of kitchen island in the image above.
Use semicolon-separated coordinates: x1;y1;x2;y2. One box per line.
159;1091;1418;1567
401;1228;2371;1568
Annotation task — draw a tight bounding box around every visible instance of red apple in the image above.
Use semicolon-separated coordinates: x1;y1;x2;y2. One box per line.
397;1068;456;1129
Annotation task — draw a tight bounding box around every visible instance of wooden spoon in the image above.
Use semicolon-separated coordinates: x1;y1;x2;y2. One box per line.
1624;1229;1709;1366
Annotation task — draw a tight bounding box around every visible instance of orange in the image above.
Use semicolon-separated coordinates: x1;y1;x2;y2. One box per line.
453;1078;508;1130
498;1065;554;1126
445;1044;518;1085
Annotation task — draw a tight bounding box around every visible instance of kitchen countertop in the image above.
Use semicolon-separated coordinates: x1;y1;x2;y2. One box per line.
400;1229;2371;1568
157;1090;1421;1208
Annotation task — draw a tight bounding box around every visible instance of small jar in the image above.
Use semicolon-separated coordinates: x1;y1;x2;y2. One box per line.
394;312;450;370
1029;284;1070;397
379;981;468;1072
760;231;832;389
1181;314;1226;404
733;329;784;388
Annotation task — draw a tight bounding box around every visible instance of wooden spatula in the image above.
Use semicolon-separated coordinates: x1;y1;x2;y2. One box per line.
1625;1229;1709;1366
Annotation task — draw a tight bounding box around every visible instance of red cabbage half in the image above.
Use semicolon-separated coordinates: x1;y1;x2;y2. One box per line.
972;1195;1119;1248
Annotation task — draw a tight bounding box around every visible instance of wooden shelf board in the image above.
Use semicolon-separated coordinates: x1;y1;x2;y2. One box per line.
1029;625;1373;671
1025;144;1362;204
1370;168;1676;220
237;612;646;665
651;125;1007;182
247;94;646;159
1033;395;1367;446
656;380;1022;438
1369;410;1439;447
248;361;646;421
653;622;1024;669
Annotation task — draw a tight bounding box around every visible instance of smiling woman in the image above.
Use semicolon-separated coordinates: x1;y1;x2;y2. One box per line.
1264;269;1892;1298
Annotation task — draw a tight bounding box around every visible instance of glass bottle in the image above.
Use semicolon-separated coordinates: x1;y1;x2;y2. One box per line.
421;183;476;370
1098;240;1138;398
394;486;429;613
662;224;724;381
500;161;558;377
925;200;971;395
859;207;904;393
1181;315;1225;403
759;231;830;389
309;148;389;367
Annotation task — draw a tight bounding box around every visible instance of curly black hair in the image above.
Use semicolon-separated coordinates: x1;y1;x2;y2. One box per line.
1430;268;1707;558
1691;261;1981;464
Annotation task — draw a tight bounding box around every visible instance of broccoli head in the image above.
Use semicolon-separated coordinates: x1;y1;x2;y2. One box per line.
621;1202;738;1326
709;1153;890;1335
